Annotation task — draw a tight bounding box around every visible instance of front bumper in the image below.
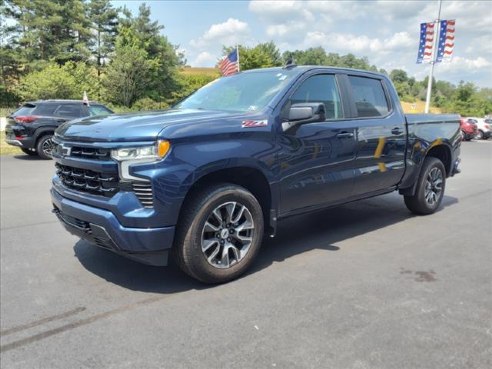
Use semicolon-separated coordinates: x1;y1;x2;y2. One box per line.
51;188;175;266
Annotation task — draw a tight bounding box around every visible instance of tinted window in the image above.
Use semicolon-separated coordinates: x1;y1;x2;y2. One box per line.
12;104;36;116
33;104;58;116
348;76;389;117
290;74;342;119
89;105;113;116
54;104;84;118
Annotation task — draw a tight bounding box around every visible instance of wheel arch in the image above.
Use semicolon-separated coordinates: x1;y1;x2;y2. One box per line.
425;143;452;177
33;127;56;143
178;165;275;236
399;142;452;196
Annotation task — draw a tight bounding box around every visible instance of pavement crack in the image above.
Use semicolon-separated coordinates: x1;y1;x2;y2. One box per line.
1;307;86;337
0;296;165;353
1;220;60;231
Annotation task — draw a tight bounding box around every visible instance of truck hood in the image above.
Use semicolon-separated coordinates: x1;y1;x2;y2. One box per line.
55;109;252;142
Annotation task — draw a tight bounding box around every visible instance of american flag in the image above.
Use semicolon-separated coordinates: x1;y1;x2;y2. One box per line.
417;22;435;64
436;19;455;63
219;49;239;76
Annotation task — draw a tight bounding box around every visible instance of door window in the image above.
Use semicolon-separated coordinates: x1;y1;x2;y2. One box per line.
33;104;58;116
54;104;84;118
348;76;390;117
290;74;342;119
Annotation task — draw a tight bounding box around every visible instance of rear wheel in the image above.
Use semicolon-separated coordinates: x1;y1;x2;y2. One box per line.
476;130;484;140
36;134;54;160
21;148;38;156
174;184;264;283
404;157;446;215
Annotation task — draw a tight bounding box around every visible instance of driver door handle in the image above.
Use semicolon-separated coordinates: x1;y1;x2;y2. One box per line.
391;127;404;135
336;132;354;139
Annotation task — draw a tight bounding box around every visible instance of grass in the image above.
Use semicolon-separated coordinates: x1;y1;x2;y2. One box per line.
401;100;441;114
180;67;220;77
0;131;22;156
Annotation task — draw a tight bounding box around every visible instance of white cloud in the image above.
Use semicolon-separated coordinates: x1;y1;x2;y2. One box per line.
249;1;314;23
303;31;414;55
193;51;217;66
190;18;251;48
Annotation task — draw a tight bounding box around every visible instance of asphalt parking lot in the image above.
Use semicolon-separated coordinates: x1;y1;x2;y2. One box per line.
1;141;491;369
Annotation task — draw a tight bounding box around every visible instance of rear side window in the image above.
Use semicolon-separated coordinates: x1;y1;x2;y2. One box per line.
33;104;58;116
348;76;390;118
54;104;84;118
89;105;113;116
12;104;36;116
290;74;342;119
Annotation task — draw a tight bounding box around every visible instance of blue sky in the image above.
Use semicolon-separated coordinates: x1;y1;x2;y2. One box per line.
112;1;492;87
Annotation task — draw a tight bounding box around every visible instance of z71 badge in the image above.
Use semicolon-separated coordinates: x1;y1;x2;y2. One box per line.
242;119;268;128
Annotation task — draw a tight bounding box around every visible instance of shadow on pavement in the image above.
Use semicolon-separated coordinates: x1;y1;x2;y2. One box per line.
73;192;458;293
13;154;47;161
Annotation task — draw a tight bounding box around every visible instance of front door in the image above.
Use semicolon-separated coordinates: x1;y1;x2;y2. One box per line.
277;73;358;216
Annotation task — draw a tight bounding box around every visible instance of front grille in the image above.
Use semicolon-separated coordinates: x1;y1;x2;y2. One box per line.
55;163;119;197
70;146;111;160
132;182;154;208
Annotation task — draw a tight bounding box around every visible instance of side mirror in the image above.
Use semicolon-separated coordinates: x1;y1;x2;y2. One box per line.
282;103;326;132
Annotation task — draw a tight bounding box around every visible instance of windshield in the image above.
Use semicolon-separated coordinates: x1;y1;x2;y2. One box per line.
176;69;298;113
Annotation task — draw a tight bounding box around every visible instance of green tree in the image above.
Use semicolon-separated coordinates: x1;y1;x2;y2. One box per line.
115;4;183;101
87;0;119;83
2;0;91;68
103;44;154;107
390;69;408;84
283;47;327;65
222;42;282;71
16;61;98;101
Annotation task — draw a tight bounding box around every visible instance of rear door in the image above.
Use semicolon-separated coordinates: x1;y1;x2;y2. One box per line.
53;103;87;124
277;73;358;216
346;75;407;197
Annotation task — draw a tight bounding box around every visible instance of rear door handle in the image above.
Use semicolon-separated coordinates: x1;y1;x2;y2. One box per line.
391;127;404;135
56;119;67;123
336;132;354;139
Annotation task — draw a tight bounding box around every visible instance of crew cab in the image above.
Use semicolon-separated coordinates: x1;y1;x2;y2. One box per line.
5;100;113;159
50;66;461;283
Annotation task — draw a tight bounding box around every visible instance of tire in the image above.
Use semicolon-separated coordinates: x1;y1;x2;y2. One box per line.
476;130;484;140
36;134;54;160
21;148;38;156
174;184;264;284
404;157;446;215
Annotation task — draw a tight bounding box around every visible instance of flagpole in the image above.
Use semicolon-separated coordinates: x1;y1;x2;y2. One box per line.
236;44;240;72
424;0;443;114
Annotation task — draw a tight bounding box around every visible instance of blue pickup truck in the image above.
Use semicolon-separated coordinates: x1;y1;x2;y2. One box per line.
51;66;461;283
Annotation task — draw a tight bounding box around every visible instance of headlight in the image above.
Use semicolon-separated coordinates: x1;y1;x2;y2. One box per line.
111;140;170;162
111;140;171;181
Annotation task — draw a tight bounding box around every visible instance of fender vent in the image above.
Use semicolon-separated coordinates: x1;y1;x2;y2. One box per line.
132;182;154;208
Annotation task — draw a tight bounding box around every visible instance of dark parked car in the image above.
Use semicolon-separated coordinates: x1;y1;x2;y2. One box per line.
4;100;113;159
459;117;478;141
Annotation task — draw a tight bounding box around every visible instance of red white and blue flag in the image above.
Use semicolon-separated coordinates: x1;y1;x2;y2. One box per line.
436;19;455;62
417;22;435;64
219;49;239;76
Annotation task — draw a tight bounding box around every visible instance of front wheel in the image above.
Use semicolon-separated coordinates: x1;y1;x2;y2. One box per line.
404;157;446;215
36;134;54;160
174;184;264;283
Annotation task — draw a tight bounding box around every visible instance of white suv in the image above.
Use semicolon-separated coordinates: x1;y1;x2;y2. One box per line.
465;117;491;140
